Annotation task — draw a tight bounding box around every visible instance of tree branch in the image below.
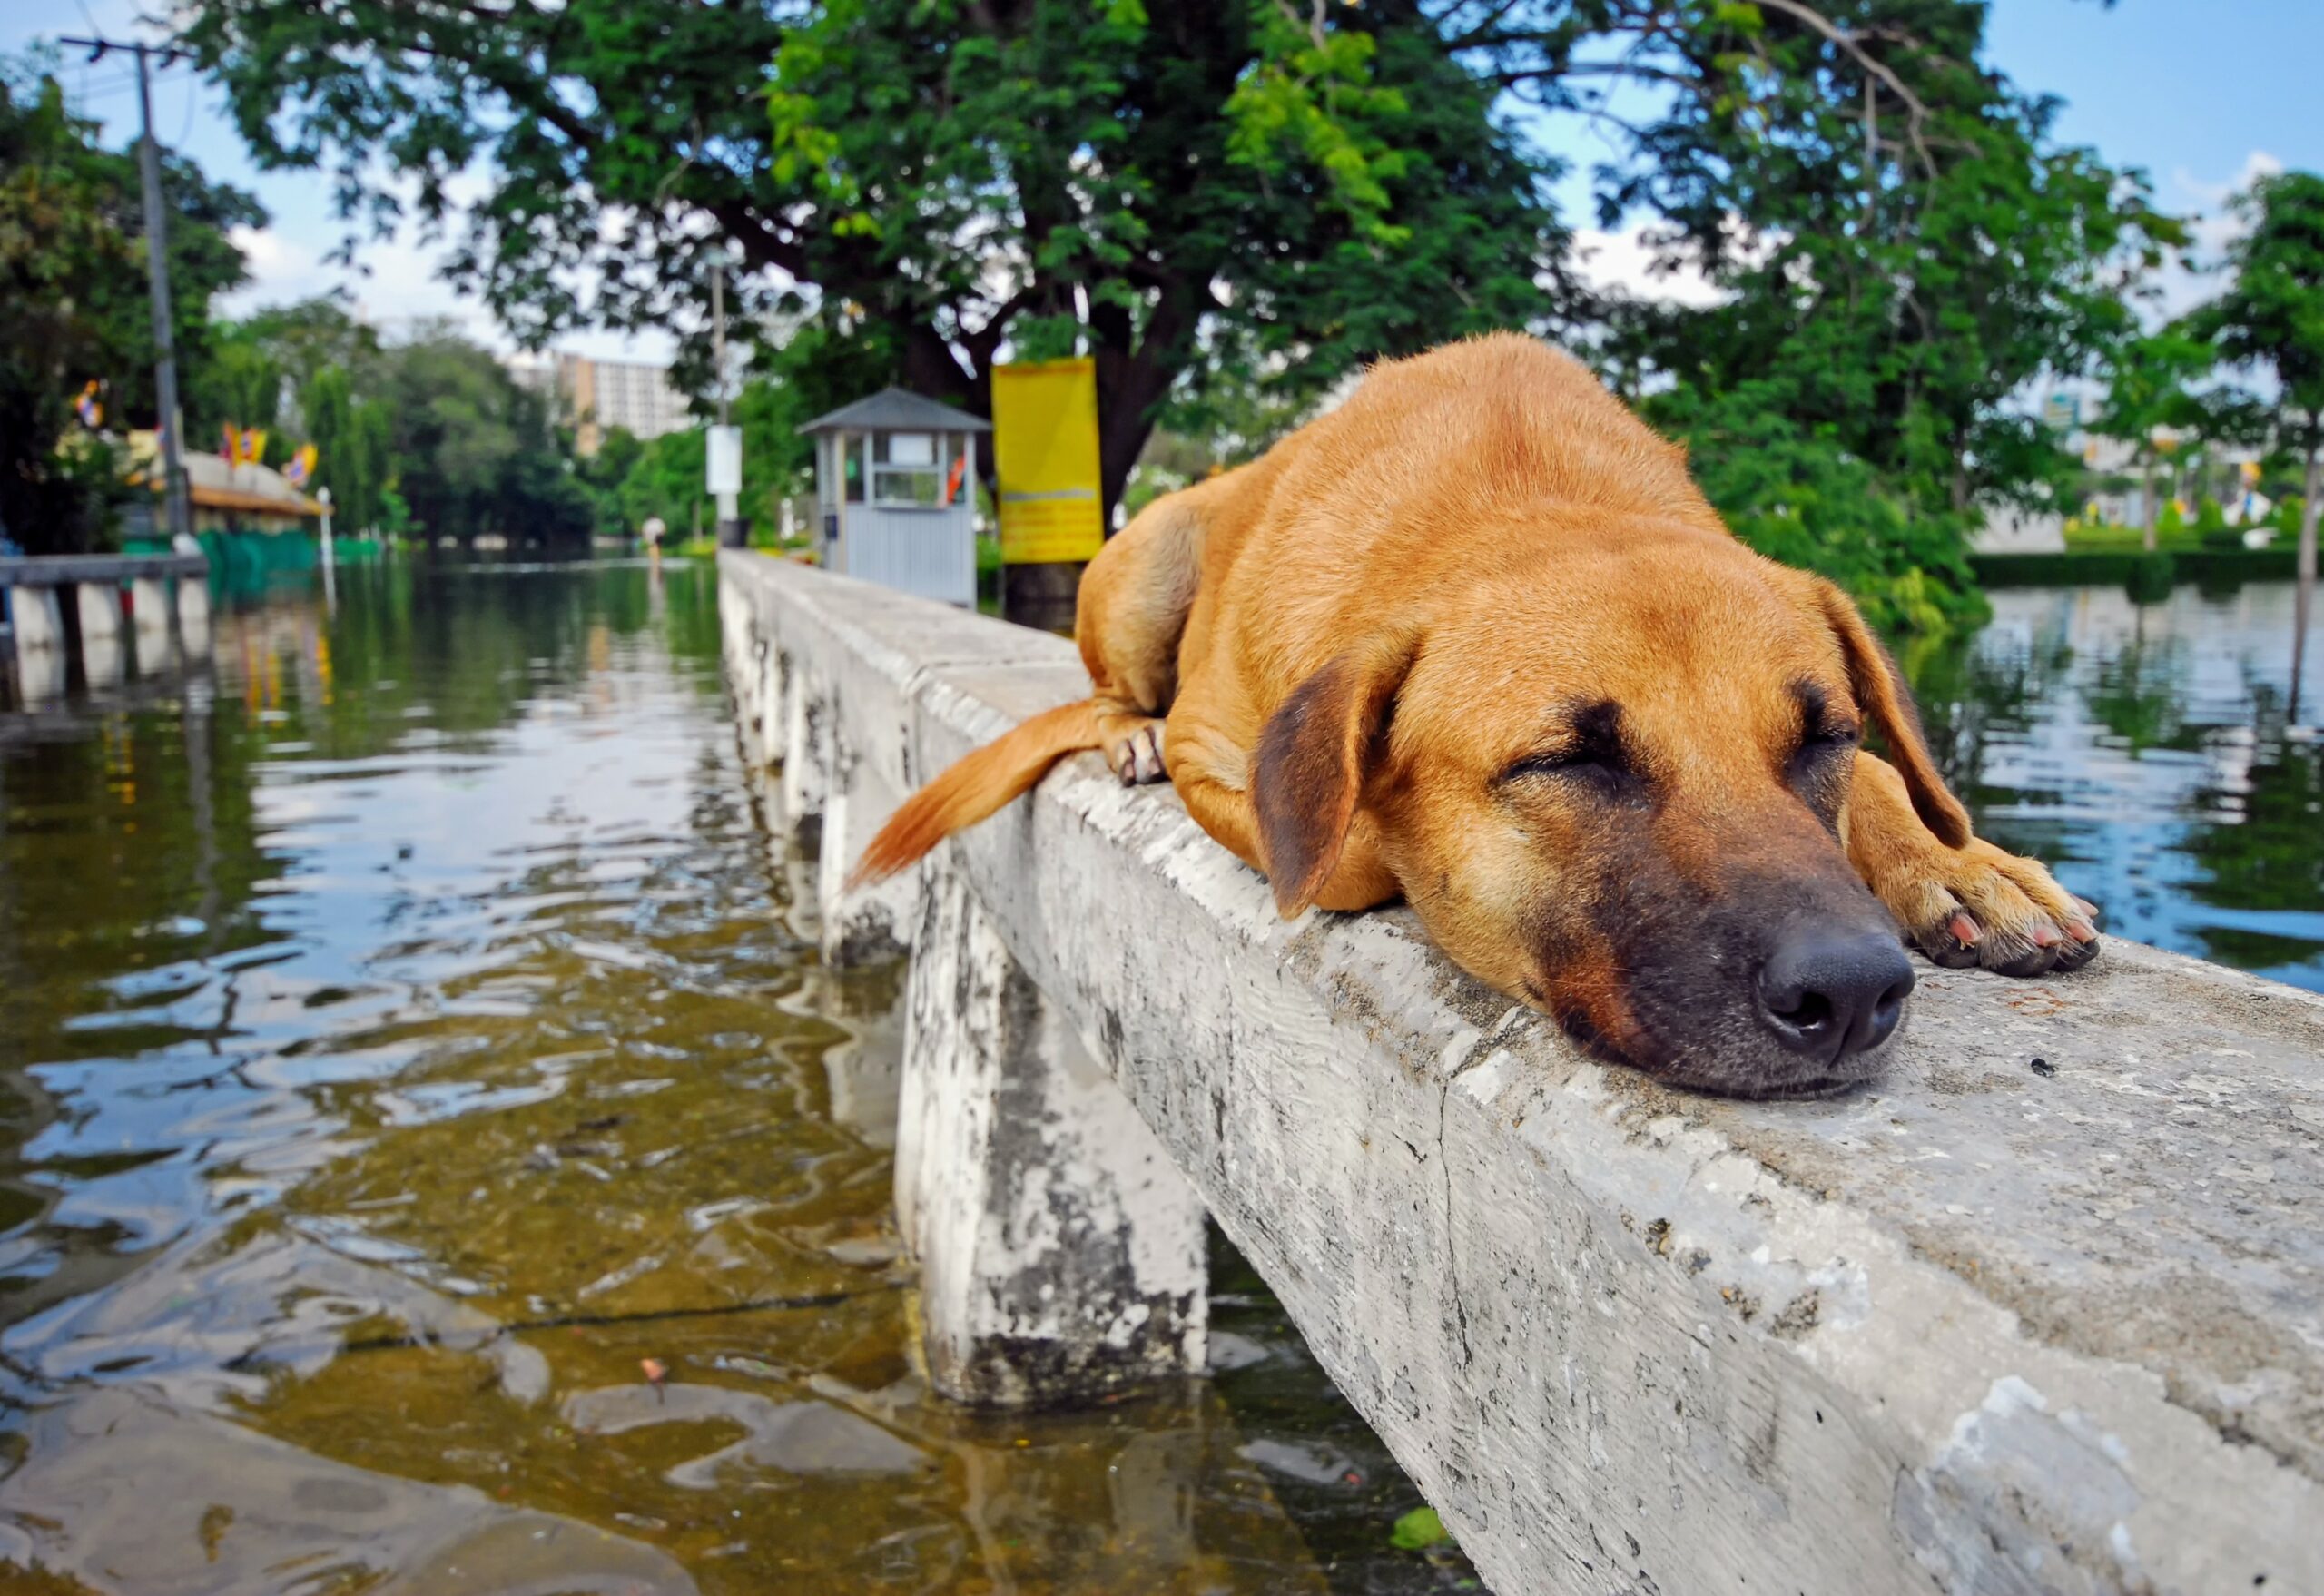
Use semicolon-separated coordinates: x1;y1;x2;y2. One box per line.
1748;0;1938;178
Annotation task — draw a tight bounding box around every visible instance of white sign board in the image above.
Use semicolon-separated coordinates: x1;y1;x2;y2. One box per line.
706;425;743;496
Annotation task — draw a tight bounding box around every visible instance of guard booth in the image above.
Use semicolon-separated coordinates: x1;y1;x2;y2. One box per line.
799;389;990;606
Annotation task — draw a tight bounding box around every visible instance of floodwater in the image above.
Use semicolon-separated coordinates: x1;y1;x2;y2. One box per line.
1910;582;2324;992
0;564;2316;1594
0;561;1474;1595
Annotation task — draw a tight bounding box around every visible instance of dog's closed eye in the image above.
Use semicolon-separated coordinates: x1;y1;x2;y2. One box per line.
1790;722;1861;765
1786;682;1860;768
1499;701;1643;798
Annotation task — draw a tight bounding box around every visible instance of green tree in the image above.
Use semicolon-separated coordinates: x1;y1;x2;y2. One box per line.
616;429;709;544
179;0;2180;622
2183;170;2324;719
733;375;812;537
0;56;261;552
182;0;1564;515
350;324;592;544
192;330;285;455
578;425;646;537
2091;331;2215;551
1565;1;2179;628
301;364;393;534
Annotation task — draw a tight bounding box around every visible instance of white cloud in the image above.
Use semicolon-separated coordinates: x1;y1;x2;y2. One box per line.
2146;149;2282;322
1570;223;1727;307
218;185;677;366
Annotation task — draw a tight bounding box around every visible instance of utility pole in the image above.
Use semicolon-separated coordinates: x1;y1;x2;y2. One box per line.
63;34;192;544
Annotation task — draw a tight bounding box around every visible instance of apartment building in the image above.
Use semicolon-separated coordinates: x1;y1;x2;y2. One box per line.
508;353;693;455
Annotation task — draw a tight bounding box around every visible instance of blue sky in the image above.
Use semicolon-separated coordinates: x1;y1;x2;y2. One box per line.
10;1;2319;363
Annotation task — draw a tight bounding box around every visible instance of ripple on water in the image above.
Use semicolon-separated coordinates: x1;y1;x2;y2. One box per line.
0;563;1472;1594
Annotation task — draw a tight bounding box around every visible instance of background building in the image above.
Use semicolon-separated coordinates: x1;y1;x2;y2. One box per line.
507;353;692;455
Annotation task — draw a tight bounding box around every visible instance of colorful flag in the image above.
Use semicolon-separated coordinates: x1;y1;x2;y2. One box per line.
74;380;103;429
222;424;239;462
240;428;268;465
283;442;318;488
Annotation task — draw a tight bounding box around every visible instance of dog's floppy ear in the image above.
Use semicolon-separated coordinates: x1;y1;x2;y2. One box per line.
1252;630;1419;918
1809;577;1971;848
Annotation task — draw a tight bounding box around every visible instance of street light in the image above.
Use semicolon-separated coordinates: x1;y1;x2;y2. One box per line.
704;246;744;548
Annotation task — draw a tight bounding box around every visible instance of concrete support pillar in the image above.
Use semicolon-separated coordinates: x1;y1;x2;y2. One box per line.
803;963;906;1149
895;869;1206;1407
757;644;788;772
131;576;173;674
778;664;830;841
816;744;916;966
177;578;212;659
736;636;773;768
77;583;125;687
9;588;66;702
11;587;65;654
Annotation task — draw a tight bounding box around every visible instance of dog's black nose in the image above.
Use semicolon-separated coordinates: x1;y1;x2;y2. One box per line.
1755;923;1915;1063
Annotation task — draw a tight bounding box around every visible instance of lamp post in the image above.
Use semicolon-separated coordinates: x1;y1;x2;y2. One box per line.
704;248;744;548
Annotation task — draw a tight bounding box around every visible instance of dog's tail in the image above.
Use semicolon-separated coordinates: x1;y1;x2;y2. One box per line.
846;699;1104;890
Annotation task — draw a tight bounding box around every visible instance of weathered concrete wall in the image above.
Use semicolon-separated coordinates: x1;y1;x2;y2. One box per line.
895;868;1208;1404
719;550;2324;1596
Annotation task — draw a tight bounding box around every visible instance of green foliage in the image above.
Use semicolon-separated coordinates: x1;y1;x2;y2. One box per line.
180;0;1563;513
2063;521;2201;554
174;0;2190;624
2183;168;2324;593
193;305;598;543
2194;496;2243;551
1648;383;1984;635
0;54;261;552
2186;172;2324;456
193;334;285;455
2091;330;2217;539
1583;0;2179;628
614;429;708;541
2124;551;2178;604
301;363;394;535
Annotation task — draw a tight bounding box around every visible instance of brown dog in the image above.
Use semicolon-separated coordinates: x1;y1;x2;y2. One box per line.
852;335;2098;1098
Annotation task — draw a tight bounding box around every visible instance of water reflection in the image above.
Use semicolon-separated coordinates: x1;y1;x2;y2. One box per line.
1910;583;2324;990
0;560;1467;1594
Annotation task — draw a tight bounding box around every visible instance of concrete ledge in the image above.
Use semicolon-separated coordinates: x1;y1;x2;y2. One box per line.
0;553;206;587
718;550;2324;1596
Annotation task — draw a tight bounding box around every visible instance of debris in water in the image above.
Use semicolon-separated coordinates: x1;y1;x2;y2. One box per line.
1391;1505;1452;1551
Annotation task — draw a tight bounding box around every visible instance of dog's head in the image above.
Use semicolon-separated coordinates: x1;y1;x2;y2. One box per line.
1252;537;1964;1098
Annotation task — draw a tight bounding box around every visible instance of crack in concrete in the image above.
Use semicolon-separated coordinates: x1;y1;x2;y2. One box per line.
1440;1079;1474;1370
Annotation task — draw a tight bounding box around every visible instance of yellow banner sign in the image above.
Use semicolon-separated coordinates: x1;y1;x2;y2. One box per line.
992;357;1104;565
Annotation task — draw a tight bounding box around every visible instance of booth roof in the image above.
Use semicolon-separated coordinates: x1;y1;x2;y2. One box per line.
796;387;992;436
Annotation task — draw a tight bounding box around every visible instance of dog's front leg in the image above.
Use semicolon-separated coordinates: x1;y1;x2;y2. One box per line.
1166;721;1398;912
1844;752;2101;976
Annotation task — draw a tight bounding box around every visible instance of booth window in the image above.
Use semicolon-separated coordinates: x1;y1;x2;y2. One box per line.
839;434;865;503
872;431;947;507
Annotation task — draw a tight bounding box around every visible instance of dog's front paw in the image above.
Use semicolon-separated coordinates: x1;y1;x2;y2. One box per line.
1873;837;2101;976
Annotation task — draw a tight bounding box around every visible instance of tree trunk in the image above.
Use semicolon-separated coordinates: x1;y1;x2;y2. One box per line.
2142;454;2158;553
2293;443;2319;724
